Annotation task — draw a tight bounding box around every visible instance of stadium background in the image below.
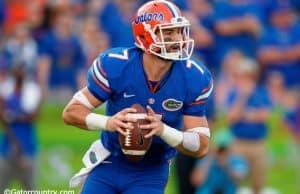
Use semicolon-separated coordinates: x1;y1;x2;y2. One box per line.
0;0;299;193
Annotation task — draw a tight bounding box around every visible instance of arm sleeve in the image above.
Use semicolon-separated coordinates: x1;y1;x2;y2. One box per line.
183;61;214;117
86;56;113;102
86;48;130;102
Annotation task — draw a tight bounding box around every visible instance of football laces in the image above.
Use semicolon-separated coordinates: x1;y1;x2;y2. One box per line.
125;128;131;147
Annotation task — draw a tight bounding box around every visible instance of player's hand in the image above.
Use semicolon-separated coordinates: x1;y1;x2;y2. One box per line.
141;106;164;138
106;108;138;136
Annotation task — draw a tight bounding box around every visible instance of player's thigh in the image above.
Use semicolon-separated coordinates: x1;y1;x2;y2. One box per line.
81;179;117;194
123;162;170;194
81;163;118;194
123;186;165;194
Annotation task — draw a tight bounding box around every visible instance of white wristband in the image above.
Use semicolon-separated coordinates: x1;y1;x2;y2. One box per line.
160;124;183;147
85;113;110;130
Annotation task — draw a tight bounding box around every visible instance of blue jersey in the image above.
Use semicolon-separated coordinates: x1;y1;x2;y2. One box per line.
99;2;135;47
259;23;300;87
226;86;272;140
87;47;213;163
39;31;86;90
0;91;38;157
213;1;266;66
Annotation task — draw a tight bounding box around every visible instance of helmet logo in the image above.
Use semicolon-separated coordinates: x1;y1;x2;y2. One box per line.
134;12;164;24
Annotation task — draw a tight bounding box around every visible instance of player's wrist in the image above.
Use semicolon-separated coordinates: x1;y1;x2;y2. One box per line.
85;113;110;131
160;124;183;147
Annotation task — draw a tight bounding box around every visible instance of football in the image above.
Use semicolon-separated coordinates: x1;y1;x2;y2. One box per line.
119;104;152;162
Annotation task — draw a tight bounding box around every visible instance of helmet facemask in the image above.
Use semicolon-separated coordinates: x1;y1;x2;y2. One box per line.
146;17;194;61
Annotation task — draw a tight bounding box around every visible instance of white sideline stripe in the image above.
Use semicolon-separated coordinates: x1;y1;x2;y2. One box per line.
122;149;147;155
195;84;213;101
93;60;109;87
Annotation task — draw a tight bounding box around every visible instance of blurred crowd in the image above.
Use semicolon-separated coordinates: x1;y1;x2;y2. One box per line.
0;0;299;193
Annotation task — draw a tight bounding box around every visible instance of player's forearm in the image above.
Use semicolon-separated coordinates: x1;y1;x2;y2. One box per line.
63;89;110;131
62;101;92;130
175;134;209;158
159;125;210;158
63;100;111;131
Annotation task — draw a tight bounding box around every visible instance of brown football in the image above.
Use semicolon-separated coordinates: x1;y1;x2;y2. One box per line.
119;104;152;162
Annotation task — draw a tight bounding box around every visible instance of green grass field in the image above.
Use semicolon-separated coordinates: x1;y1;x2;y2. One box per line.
29;104;298;193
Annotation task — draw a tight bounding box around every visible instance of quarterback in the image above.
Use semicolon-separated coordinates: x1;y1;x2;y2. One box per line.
62;1;213;193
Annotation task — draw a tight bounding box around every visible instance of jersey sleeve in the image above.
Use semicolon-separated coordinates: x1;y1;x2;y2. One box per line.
86;55;112;102
183;59;214;117
86;48;129;102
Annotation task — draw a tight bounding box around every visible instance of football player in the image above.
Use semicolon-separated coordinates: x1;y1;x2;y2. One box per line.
62;1;213;193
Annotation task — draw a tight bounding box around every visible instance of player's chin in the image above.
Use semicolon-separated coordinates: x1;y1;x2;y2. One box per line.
156;48;180;61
